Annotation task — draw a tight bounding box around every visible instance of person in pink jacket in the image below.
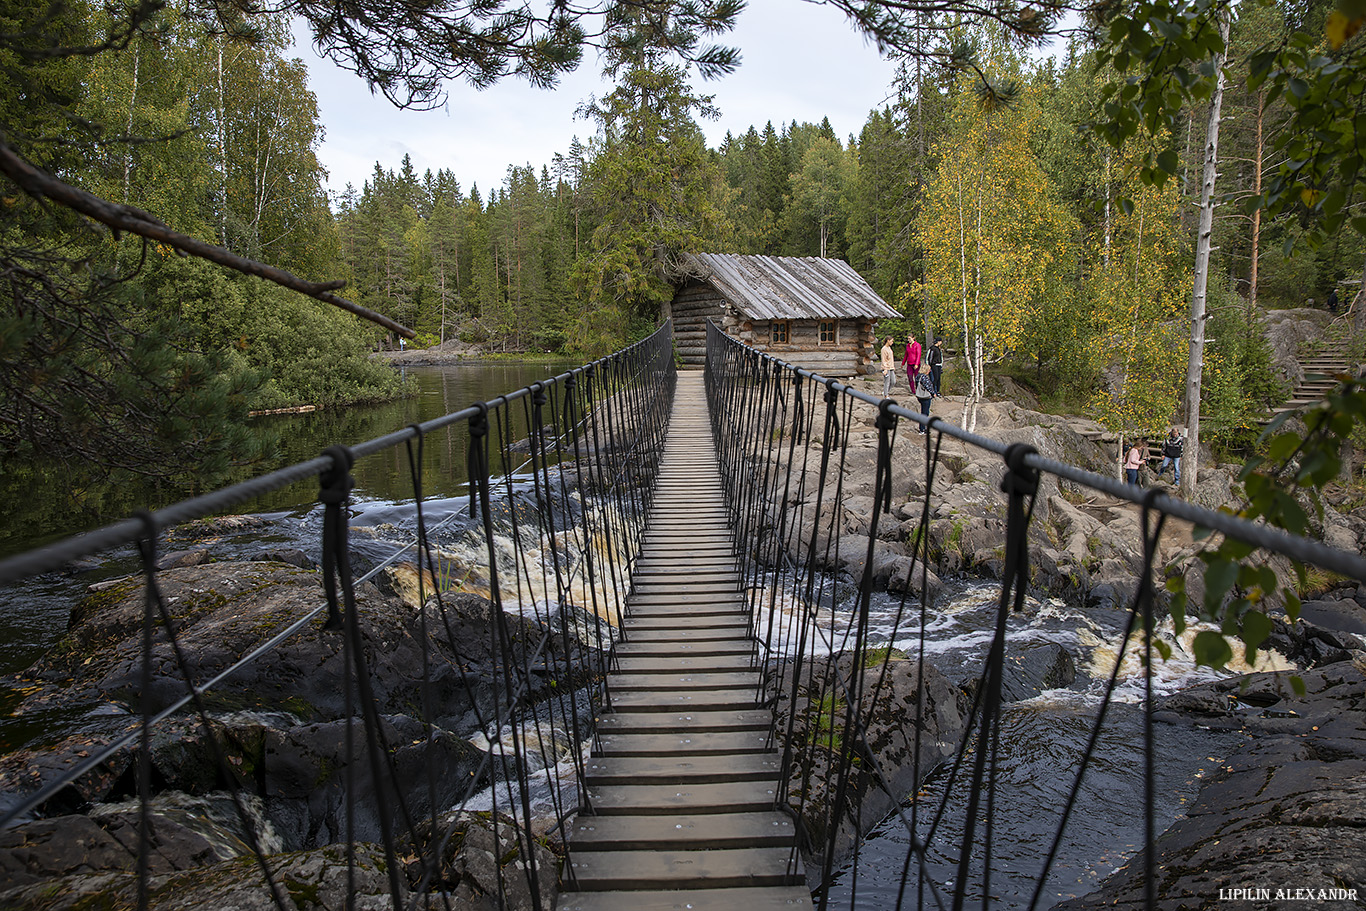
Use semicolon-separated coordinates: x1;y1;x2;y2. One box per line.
902;337;922;388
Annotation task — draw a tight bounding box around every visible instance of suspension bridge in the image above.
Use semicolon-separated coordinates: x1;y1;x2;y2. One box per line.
0;322;1363;911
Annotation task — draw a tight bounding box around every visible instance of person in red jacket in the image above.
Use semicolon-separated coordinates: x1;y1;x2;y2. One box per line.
902;337;922;389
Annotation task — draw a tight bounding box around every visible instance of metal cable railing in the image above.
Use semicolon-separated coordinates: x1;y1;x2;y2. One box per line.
704;319;1366;911
0;321;676;910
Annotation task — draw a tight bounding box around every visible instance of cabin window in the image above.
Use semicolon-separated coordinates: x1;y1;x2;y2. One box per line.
771;321;790;344
819;321;838;344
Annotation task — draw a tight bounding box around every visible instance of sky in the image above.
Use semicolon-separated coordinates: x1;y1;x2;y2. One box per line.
294;0;905;200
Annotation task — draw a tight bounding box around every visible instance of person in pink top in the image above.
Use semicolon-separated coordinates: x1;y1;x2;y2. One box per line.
902;337;922;388
1124;438;1146;485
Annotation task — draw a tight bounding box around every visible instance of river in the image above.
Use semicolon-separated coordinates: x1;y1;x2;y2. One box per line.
0;362;1258;908
0;362;573;684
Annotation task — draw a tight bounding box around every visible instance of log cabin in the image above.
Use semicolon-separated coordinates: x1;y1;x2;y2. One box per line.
667;253;901;376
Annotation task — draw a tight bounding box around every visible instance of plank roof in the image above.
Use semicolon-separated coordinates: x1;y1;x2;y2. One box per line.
680;253;900;321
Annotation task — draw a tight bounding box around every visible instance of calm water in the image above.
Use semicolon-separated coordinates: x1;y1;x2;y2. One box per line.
0;362;575;677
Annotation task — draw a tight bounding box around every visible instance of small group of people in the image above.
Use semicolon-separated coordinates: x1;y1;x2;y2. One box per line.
880;335;945;432
1124;427;1184;486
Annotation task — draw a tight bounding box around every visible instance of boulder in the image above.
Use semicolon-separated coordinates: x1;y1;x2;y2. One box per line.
0;842;403;911
942;640;1077;703
1261;308;1334;386
772;653;970;876
251;549;315;571
1063;661;1366;911
1298;597;1366;638
1;563;601;849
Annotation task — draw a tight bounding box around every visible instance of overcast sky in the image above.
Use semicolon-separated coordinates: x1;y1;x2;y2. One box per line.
295;0;905;200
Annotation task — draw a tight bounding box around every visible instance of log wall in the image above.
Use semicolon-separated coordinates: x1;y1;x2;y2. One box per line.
668;282;879;377
737;319;876;378
670;281;727;367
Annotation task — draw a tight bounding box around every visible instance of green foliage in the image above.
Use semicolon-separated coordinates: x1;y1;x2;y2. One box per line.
0;3;403;504
239;282;407;411
1094;0;1366;250
918;66;1079;401
1168;375;1366;678
788;136;854;258
569;8;732;351
1199;286;1287;453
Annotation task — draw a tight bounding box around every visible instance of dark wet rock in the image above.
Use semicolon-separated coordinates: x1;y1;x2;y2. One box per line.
250;548;315;571
772;653;969;875
1085;578;1136;612
404;810;561;911
256;716;489;849
0;791;275;891
15;564;587;737
170;514;268;541
0;815;142;887
1062;661;1366;911
156;548;212;570
1252;615;1365;671
1299;596;1366;637
943;640;1077;703
0;842;402;911
1;562;600;848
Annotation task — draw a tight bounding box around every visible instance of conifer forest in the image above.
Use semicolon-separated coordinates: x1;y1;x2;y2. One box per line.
4;0;1366;497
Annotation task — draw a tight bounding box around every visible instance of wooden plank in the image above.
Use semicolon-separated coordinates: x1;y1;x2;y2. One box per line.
582;781;783;815
596;710;772;734
610;671;759;691
614;640;755;658
593;731;775;755
625;584;737;598
632;564;739;577
622;618;750;634
564;847;801;890
640;535;732;545
584;754;781;785
627;593;746;606
559;886;811;911
565;811;796;849
613;656;755;674
622;627;750;642
605;689;758;712
625;604;748;620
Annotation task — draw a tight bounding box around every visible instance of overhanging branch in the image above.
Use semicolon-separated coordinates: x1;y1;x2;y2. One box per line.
0;135;415;339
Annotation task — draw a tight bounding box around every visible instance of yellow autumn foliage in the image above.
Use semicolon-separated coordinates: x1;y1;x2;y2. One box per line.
918;80;1077;366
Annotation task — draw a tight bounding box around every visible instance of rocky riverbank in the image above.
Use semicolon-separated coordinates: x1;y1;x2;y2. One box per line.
373;338;486;367
1057;654;1366;911
755;373;1366;897
3;370;1365;908
0;560;593;909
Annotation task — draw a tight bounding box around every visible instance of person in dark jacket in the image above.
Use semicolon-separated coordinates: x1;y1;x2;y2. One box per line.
1157;427;1183;485
914;366;935;432
926;338;945;396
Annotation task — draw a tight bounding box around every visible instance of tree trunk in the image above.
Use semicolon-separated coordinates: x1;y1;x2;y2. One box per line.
967;169;985;433
217;38;228;248
1182;7;1230;498
122;44;139;205
1249;89;1264;313
917;11;931;344
1103;151;1112;269
955;170;973;428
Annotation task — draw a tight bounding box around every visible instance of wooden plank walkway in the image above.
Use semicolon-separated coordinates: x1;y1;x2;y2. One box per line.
557;372;811;911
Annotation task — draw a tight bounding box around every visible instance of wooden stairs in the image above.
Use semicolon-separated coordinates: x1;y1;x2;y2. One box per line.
1269;336;1357;422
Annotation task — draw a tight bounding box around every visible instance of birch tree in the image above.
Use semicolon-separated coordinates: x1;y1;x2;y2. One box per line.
919;78;1075;431
1181;6;1231;498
